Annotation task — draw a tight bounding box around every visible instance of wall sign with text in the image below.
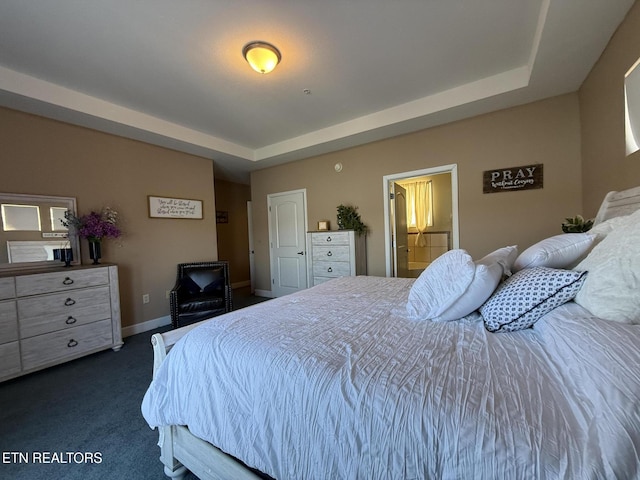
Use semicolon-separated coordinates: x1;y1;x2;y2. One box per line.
483;164;543;194
148;196;203;219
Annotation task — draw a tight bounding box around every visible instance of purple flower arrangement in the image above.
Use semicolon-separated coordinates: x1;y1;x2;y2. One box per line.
63;207;121;242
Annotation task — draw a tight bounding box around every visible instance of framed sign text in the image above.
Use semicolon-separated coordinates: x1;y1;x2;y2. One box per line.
148;196;203;219
483;164;543;194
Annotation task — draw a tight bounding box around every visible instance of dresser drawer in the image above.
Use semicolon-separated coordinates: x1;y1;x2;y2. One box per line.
0;341;21;380
0;277;15;300
311;231;351;246
15;268;109;297
312;245;351;262
21;319;113;371
312;261;351;278
18;286;111;338
0;300;18;343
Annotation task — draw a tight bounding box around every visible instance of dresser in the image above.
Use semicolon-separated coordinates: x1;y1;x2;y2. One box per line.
307;230;366;286
0;264;122;382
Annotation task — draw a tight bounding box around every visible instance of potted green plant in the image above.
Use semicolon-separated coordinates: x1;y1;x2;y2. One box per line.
561;215;594;233
336;204;368;236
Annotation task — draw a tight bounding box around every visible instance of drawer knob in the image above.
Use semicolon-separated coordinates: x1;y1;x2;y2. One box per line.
64;298;76;306
326;236;332;242
65;316;77;325
67;339;78;348
327;267;333;273
62;277;74;285
326;251;333;256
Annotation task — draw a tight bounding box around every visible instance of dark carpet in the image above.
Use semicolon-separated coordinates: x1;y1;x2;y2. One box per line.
0;289;270;480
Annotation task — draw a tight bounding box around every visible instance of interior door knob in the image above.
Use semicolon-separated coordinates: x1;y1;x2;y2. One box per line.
297;251;304;255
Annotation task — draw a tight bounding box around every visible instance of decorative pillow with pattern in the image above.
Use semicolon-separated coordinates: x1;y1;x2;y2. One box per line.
480;267;587;333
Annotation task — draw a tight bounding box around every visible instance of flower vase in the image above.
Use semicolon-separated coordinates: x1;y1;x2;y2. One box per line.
53;248;73;267
60;248;73;267
88;240;102;264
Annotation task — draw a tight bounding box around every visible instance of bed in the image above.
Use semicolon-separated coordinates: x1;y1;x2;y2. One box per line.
142;186;640;480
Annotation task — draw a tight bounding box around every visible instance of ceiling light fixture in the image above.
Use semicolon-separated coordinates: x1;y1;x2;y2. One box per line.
242;41;282;74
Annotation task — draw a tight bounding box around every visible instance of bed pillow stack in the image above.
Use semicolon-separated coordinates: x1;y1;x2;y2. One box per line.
406;246;517;322
572;209;640;324
476;233;594;332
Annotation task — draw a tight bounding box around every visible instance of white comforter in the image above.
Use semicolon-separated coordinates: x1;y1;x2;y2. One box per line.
142;276;640;480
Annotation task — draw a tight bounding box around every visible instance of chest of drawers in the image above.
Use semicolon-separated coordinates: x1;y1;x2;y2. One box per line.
0;264;122;382
307;230;366;286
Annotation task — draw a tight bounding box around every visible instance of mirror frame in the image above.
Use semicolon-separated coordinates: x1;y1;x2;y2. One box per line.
625;56;640;156
0;192;81;272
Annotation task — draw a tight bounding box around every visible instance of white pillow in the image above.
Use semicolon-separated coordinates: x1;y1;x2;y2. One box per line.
589;210;639;245
406;250;475;320
573;210;640;324
478;244;519;275
481;267;588;332
513;233;595;272
433;245;518;321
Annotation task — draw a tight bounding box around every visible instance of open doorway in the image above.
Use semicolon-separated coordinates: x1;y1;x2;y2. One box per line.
383;164;459;277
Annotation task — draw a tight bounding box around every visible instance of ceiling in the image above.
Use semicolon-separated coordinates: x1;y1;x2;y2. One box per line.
0;1;635;184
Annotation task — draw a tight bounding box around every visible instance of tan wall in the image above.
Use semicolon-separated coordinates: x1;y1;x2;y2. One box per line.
251;94;582;293
0;107;218;330
580;0;640;216
3;0;635;321
214;179;251;286
431;173;453;233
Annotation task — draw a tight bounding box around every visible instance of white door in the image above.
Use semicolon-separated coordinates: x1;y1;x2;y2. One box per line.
268;190;308;297
392;182;410;278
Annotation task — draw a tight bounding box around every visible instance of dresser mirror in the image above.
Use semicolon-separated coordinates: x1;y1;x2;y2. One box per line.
0;193;80;271
625;56;640;155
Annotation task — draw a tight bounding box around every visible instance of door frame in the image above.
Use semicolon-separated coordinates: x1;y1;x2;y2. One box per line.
382;164;459;277
247;201;255;293
267;188;309;296
391;182;409;278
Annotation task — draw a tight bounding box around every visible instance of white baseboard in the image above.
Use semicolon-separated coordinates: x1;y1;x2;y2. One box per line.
122;286;272;338
122;315;171;338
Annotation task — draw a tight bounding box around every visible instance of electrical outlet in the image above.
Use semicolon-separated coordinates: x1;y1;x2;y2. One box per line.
142;294;150;304
165;290;170;299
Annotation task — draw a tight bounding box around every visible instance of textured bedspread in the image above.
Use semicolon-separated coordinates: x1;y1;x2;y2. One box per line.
142;276;640;480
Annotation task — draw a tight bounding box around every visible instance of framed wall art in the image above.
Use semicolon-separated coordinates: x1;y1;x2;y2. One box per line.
216;211;228;224
148;196;203;219
483;164;543;194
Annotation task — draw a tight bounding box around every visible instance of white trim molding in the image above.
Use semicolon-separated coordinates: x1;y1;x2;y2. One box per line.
383;164;459;277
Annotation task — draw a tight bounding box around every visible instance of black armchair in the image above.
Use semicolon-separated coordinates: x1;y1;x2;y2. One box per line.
169;261;233;329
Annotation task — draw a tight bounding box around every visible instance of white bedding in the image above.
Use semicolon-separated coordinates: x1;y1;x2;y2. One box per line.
142;276;640;480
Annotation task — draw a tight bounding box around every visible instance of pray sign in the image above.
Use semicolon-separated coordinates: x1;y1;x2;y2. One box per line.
483;164;543;194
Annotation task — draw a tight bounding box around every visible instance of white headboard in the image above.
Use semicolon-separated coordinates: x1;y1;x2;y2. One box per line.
593;185;640;225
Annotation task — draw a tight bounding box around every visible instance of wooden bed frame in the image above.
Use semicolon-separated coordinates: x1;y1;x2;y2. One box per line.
150;324;263;480
593;185;640;225
149;185;640;480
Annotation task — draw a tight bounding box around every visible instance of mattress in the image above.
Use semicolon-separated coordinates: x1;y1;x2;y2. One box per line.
142;275;640;480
